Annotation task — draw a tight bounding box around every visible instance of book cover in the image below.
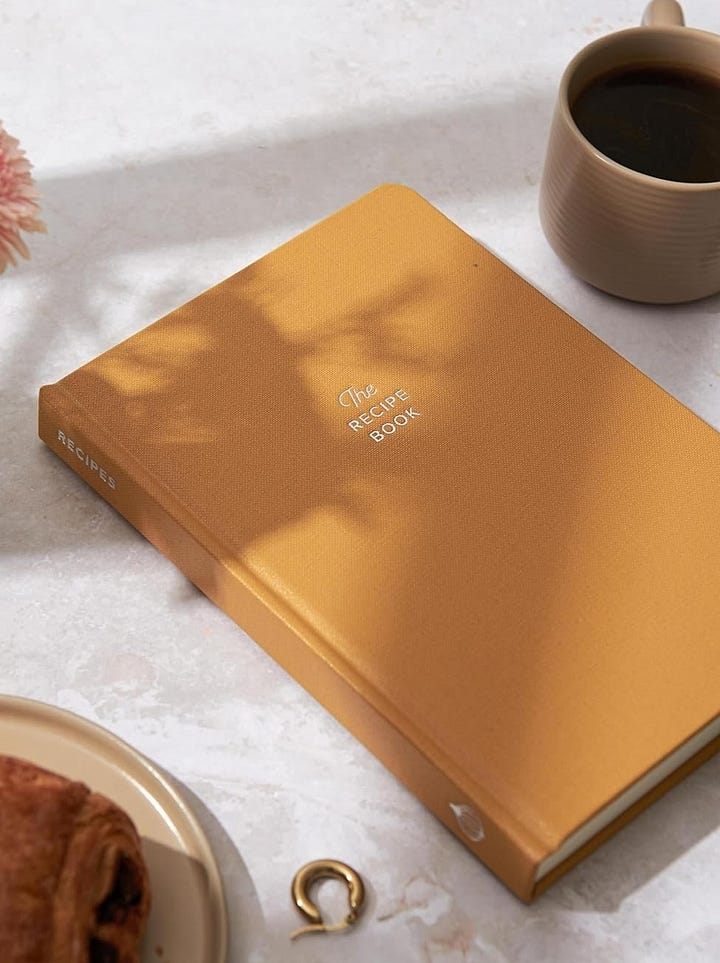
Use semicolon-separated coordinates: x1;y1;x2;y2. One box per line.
38;184;720;901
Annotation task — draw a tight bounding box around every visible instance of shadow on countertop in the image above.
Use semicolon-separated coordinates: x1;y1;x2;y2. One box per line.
157;771;263;963
542;749;720;913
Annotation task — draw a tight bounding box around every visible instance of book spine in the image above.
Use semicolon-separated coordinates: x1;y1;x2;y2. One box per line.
38;382;542;901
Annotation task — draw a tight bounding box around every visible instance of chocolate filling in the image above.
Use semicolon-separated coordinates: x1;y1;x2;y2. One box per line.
95;854;143;925
89;938;119;963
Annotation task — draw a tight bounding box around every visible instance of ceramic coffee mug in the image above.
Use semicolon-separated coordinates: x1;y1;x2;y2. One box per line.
540;0;720;303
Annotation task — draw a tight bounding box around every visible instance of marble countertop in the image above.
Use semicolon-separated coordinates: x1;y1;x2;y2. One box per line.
2;1;720;960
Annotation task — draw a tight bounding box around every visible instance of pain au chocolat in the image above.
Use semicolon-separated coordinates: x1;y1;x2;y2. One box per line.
0;755;151;963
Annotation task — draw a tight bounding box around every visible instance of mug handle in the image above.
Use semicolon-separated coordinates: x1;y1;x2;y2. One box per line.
642;0;685;26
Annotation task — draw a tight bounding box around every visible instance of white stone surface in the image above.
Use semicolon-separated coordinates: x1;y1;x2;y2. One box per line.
2;1;720;961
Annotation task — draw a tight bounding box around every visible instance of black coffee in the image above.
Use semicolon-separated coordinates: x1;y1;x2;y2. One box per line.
571;64;720;183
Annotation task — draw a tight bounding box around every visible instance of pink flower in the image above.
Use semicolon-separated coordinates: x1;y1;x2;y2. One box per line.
0;122;46;272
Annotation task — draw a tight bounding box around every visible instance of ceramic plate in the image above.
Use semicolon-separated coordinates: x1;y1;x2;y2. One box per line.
0;695;228;963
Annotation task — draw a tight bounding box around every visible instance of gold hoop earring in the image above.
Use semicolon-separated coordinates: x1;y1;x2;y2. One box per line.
290;859;365;940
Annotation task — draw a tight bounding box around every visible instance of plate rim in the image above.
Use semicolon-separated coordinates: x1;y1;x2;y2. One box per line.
0;693;229;963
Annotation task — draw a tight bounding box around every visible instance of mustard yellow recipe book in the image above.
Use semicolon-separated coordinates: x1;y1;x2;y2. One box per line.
39;185;720;901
